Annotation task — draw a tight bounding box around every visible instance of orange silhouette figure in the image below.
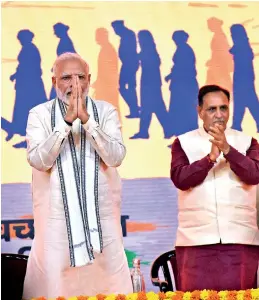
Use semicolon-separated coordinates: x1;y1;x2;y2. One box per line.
91;28;121;120
126;221;168;233
206;17;234;92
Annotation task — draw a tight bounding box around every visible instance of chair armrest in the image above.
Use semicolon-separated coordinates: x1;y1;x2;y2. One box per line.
151;277;169;292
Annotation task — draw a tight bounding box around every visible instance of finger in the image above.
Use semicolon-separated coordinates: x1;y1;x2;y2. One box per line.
210;139;224;152
208;131;220;139
77;78;82;102
70;77;78;116
209;127;225;142
74;77;81;106
209;139;221;147
214;124;221;131
215;123;224;132
209;126;220;134
72;76;77;100
217;124;225;133
72;75;77;88
72;76;79;109
75;75;79;89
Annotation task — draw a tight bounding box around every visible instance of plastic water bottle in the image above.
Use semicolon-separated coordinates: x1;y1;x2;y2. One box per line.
131;258;145;292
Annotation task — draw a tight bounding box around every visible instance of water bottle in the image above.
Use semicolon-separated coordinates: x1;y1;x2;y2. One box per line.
131;258;146;292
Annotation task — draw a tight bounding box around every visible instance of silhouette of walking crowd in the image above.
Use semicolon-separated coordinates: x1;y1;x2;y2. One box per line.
2;19;259;149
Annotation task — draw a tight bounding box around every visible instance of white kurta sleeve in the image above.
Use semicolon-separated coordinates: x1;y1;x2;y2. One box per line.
82;107;126;167
26;108;72;172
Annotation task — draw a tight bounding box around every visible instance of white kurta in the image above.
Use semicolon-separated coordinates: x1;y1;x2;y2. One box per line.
23;99;133;299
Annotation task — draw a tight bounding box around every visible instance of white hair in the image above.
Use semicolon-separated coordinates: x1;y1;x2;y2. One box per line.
52;52;90;76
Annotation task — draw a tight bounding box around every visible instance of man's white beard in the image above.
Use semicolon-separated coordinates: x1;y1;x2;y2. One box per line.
56;87;89;106
56;87;70;105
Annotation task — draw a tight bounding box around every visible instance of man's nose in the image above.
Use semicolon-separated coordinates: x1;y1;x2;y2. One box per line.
215;108;222;118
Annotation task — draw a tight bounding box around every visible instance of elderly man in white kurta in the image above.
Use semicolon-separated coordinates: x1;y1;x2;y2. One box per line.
22;52;133;299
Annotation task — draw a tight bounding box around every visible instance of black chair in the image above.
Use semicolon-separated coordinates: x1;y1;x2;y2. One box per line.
150;250;178;292
1;253;28;300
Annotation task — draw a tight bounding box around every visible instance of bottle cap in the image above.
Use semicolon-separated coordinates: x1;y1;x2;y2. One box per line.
133;258;140;267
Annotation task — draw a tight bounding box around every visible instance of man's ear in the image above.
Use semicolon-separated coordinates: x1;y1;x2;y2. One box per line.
52;76;56;87
197;105;203;119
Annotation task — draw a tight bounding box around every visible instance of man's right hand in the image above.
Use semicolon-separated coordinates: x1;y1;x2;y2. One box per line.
64;77;78;124
209;142;220;162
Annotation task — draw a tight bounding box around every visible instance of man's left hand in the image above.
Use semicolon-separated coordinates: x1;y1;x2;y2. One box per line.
208;124;230;155
77;77;90;124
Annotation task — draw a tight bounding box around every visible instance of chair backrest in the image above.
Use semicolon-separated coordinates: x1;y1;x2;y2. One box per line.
150;250;178;292
1;253;28;300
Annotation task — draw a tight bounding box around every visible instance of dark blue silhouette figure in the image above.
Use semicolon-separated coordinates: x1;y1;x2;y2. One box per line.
111;20;140;118
230;24;259;132
165;31;199;136
130;30;172;139
49;23;76;100
2;29;47;148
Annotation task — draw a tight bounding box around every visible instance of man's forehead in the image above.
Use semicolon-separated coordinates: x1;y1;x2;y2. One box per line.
203;91;229;106
61;71;86;76
57;59;88;73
